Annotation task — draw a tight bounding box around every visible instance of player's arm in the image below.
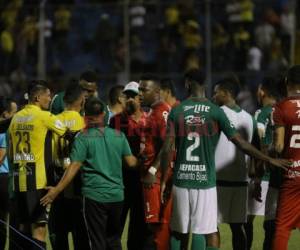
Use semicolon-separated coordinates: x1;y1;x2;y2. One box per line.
40;161;82;206
124;155;138;167
230;134;290;170
122;132;138;168
273;126;285;154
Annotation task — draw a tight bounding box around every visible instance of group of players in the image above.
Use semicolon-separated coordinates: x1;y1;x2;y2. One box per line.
0;66;299;250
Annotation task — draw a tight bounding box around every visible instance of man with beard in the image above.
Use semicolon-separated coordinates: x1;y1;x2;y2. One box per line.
109;81;148;250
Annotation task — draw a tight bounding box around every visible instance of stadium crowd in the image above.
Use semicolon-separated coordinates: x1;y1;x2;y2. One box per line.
0;66;299;250
0;0;298;104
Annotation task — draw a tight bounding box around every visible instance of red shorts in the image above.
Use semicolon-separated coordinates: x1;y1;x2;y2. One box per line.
276;180;300;230
143;183;172;224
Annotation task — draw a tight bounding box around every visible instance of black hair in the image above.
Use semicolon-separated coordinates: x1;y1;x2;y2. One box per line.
160;78;176;97
0;97;14;114
260;77;281;99
108;85;124;105
79;70;98;83
287;65;300;85
215;78;240;99
184;70;205;86
63;80;85;105
140;73;160;87
27;80;49;102
85;97;105;116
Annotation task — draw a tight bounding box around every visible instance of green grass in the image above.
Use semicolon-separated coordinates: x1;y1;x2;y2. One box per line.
5;216;299;249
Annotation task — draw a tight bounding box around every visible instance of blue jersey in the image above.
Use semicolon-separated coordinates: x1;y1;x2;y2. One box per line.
0;133;8;174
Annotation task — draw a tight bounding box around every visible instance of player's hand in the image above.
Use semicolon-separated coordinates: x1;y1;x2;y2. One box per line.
160;181;166;204
142;172;156;189
40;186;59;206
252;181;262;202
268;158;292;171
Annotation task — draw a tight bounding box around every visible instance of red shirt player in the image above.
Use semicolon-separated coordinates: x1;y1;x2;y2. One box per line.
139;75;172;250
272;65;300;250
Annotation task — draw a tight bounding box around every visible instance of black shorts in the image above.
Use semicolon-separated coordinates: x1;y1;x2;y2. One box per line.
0;173;9;214
15;189;49;224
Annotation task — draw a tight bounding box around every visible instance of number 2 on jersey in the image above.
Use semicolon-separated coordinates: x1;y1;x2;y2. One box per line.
186;132;200;161
15;131;31;153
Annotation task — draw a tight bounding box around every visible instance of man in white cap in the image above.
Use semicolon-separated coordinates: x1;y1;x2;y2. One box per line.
109;81;149;250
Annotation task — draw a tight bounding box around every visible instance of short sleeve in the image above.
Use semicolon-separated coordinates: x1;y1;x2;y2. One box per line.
121;133;132;156
0;133;6;148
70;134;87;162
272;103;285;126
156;108;169;139
166;108;176;137
216;107;237;139
44;112;66;136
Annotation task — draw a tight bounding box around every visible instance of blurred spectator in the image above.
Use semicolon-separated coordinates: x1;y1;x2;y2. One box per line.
53;5;71;53
0;26;14;74
233;25;250;70
18;15;38;70
94;14;117;69
264;8;280;27
180;20;202;51
226;0;254;30
268;37;288;71
212;23;230;70
1;0;22;30
129;1;146;32
183;50;201;72
247;41;262;71
280;3;296;61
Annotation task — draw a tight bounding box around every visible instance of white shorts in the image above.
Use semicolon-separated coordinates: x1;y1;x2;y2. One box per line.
217;185;248;223
264;186;279;221
171;185;217;234
248;181;269;216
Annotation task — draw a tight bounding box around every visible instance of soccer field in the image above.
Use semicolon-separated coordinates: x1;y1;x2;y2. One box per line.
5;216;299;249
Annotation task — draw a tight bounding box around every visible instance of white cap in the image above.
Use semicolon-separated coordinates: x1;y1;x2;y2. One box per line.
123;81;139;94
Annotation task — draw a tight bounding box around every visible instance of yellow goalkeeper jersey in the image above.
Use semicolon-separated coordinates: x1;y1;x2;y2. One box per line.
9;105;66;192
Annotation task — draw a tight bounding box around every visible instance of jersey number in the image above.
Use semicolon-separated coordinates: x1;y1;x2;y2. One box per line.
290;125;300;148
186;132;200;161
15;131;31;153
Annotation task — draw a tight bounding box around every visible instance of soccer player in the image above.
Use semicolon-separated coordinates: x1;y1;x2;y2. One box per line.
272;65;300;250
138;74;172;250
246;77;281;250
0;97;17;250
8;82;66;250
50;70;110;125
159;70;290;250
213;78;256;250
41;97;138;250
160;78;180;107
107;85;126;121
109;81;148;250
48;83;88;250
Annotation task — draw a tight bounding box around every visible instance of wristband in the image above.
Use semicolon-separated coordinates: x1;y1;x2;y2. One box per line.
148;166;157;176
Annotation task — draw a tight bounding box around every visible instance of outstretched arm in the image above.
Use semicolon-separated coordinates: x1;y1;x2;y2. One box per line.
231;133;290;170
40;161;81;206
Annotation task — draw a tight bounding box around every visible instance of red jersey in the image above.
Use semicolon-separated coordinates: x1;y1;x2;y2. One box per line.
142;101;171;175
109;111;147;157
273;96;300;180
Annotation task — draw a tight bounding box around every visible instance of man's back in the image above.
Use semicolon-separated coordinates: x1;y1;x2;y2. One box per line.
169;98;237;189
70;127;132;202
215;105;255;182
9;105;66;192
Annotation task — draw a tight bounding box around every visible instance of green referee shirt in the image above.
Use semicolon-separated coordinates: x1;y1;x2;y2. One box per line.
70;127;132;203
